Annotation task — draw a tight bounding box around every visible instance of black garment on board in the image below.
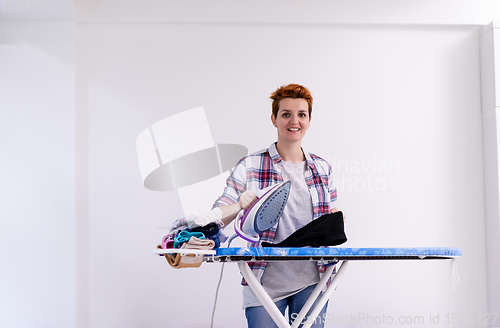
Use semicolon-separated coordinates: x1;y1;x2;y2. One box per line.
187;222;221;248
262;211;347;248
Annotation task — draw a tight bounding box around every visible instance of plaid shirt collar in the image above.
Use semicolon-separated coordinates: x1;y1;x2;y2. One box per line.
269;142;314;170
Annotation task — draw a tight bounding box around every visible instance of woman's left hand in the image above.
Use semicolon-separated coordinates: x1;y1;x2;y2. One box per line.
331;207;345;222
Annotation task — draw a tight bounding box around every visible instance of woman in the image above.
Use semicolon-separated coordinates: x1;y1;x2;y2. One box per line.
213;84;341;328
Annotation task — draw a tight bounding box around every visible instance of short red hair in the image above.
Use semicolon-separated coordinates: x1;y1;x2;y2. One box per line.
270;84;313;118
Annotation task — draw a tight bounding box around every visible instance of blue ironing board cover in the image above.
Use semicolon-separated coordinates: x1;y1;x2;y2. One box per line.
204;247;462;262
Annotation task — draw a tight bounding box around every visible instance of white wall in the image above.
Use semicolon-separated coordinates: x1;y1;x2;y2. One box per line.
73;0;486;25
480;21;500;323
77;22;486;327
0;1;494;328
0;22;76;328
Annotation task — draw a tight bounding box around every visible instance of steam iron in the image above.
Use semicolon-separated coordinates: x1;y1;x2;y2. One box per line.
228;181;291;245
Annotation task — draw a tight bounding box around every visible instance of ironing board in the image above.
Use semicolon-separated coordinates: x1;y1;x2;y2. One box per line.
202;247;463;328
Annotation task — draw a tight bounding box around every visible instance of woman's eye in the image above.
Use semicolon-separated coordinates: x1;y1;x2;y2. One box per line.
282;113;289;117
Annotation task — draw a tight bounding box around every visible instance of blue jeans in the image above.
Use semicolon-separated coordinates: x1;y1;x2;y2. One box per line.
245;284;328;328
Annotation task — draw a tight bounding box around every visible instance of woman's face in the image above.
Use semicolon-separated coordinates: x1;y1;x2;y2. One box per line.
271;98;311;144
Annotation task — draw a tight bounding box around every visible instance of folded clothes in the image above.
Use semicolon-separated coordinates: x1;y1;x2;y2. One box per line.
162;233;175;249
179;237;216;265
173;231;205;248
187;222;221;248
183;236;215;249
262;211;347;248
168;208;227;248
162;225;222;249
158;236;215;269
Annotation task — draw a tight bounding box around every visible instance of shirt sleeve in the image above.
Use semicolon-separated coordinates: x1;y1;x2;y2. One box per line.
212;157;247;209
328;163;338;209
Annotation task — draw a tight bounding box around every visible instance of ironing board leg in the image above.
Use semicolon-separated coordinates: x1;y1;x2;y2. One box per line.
238;261;291;328
290;264;336;328
300;261;349;328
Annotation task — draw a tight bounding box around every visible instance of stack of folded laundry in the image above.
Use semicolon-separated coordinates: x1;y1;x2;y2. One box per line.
158;209;227;269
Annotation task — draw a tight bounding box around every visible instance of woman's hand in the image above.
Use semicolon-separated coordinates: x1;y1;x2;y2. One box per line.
331;207;345;222
239;190;258;210
219;191;258;227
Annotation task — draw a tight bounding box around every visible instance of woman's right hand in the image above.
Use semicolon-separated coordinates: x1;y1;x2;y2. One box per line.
239;190;258;210
219;190;259;227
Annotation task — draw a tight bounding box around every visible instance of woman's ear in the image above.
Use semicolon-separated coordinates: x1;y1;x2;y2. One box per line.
271;114;277;127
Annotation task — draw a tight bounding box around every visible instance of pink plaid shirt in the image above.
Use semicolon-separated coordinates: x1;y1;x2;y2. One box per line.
213;142;338;285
